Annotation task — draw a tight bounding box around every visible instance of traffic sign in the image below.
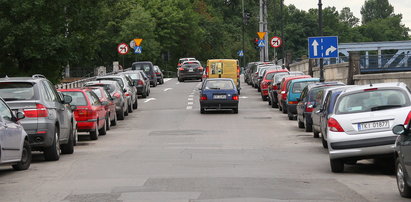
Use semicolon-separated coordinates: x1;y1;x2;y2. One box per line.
134;38;143;46
258;40;265;47
129;40;136;49
257;32;266;40
308;36;338;59
134;46;142;54
117;43;129;55
238;50;244;57
270;36;282;48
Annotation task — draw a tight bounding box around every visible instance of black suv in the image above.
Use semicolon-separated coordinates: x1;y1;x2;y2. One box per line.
0;75;76;161
132;61;158;87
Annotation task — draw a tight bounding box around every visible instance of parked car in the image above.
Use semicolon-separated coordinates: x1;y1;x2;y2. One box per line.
178;57;197;68
132;61;158;87
120;71;150;98
96;75;138;112
285;78;320;120
311;86;352;148
85;86;117;128
392;121;411;198
206;59;241;93
0;75;76;161
327;82;411;173
296;82;345;133
260;69;288;101
277;75;312;113
199;78;239;114
244;62;257;85
84;80;128;120
0;98;31;170
268;71;304;108
154;65;164;84
59;89;108;140
178;61;204;82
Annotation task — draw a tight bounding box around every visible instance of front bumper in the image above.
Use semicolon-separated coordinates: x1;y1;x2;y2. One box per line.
200;100;239;110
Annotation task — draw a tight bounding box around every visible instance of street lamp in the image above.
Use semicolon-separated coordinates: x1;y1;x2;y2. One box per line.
318;0;324;82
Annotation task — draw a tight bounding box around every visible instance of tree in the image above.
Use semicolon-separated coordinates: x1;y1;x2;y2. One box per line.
361;0;394;24
339;7;359;27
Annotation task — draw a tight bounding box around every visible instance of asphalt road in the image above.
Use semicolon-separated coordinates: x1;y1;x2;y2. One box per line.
0;78;407;202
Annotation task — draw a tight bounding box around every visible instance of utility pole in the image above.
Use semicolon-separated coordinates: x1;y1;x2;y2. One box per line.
318;0;324;82
280;0;285;67
242;0;245;69
259;0;264;62
263;0;269;62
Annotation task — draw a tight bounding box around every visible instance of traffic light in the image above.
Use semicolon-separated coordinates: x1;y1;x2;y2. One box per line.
243;12;251;25
254;38;259;50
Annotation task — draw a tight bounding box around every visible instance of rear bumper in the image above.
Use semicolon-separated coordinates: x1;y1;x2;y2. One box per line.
261;89;268;96
200;100;238;109
287;104;297;114
179;73;203;79
137;86;144;94
21;118;55;150
77;119;97;132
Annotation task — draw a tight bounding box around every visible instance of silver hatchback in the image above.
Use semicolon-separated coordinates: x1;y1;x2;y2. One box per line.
327;82;411;173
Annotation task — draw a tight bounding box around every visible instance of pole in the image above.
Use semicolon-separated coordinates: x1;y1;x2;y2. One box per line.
280;0;285;66
318;0;324;82
242;0;246;70
263;0;269;62
259;0;264;62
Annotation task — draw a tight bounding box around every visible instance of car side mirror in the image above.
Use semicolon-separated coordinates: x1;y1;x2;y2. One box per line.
393;124;406;135
63;95;72;104
70;105;77;110
15;111;25;121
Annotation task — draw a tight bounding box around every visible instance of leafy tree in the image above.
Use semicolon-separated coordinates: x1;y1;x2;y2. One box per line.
339;7;359;27
361;0;394;24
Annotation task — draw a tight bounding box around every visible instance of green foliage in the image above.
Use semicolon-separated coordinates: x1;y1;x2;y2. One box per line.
361;0;394;24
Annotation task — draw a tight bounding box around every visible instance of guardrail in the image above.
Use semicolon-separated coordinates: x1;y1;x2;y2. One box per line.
360;53;411;73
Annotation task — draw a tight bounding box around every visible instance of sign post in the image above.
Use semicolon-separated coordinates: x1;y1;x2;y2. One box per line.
117;43;129;70
132;38;143;61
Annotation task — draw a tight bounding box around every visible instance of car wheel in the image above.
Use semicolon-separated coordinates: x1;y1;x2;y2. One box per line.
298;119;304;128
321;133;328;149
99;119;107;135
118;109;125;120
272;99;278;108
133;98;138;109
304;118;313;132
268;98;272;105
258;87;261;92
330;158;344;173
153;81;157;87
233;108;239;114
200;107;205;114
106;116;111;131
90;122;99;140
160;78;164;84
44;127;61;161
12;140;31;171
111;112;118;126
128;102;133;113
313;130;320;138
282;103;287;114
396;158;411;198
61;126;74;154
142;91;147;98
124;106;129;116
261;95;267;101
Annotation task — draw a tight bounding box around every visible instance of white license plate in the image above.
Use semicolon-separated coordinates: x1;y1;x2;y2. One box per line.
213;95;226;99
358;120;389;131
188;69;194;72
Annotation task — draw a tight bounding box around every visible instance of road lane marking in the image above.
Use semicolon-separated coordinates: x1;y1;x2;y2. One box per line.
164;88;172;92
186;106;193;110
176;82;180;85
188;102;193;105
188;98;193;101
239;96;248;99
164;78;172;83
188;95;194;97
144;98;156;103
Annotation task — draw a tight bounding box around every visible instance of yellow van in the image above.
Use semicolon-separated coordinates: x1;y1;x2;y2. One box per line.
206;59;240;90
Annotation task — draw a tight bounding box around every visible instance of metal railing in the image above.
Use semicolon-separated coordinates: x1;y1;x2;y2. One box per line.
360;53;411;73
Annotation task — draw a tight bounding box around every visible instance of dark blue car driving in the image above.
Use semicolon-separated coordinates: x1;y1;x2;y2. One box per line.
199;78;239;114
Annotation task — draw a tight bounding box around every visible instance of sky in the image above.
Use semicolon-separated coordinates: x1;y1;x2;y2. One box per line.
284;0;411;29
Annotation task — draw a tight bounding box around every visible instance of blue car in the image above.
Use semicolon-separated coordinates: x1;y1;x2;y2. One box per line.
199;78;239;114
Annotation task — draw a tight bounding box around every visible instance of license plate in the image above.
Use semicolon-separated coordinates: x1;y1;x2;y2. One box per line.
189;69;194;72
358;120;389;131
213;95;226;99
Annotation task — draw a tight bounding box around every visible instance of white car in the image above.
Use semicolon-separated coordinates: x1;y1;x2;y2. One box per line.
327;82;411;173
0;98;31;170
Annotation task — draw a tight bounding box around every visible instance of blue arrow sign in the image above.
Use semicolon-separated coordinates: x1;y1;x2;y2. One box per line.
308;36;338;59
238;50;244;57
134;46;142;54
258;40;265;47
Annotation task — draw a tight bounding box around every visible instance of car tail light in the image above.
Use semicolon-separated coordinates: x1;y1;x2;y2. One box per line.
77;109;96;120
178;63;181;67
125;92;130;97
113;92;121;98
328;118;345;132
404;111;411;125
200;95;207;100
305;102;315;112
273;85;278;90
178;67;184;71
261;82;268;89
281;91;287;100
137;80;144;85
156;72;161;75
288;101;298;104
198;67;204;71
232;95;239;101
24;104;48;118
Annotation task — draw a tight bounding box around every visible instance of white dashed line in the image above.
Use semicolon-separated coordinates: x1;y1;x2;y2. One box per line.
186;106;193;110
188;95;194;97
176;82;180;85
188;102;193;105
164;78;172;83
164;88;172;92
239;96;248;99
144;98;156;103
188;98;193;101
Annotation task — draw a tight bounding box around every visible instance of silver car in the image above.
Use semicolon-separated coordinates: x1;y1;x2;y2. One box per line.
96;75;138;112
0;98;31;170
327;82;411;173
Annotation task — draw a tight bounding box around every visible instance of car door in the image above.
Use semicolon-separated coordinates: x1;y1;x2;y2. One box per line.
88;92;105;128
43;80;70;140
297;87;308;121
0;100;22;160
320;92;332;137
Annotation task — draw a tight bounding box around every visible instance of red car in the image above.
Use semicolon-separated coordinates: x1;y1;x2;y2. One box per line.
260;69;288;101
276;75;311;114
84;86;117;129
58;89;108;140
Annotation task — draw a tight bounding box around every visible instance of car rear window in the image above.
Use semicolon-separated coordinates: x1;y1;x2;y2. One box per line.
265;73;276;80
132;63;151;72
205;80;234;90
61;91;87;106
86;84;115;93
126;73;140;80
91;89;102;97
182;64;200;68
97;78;124;88
292;82;316;93
336;89;410;114
274;73;303;84
0;82;36;101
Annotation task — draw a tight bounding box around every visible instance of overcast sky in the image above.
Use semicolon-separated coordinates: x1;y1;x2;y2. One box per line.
284;0;411;29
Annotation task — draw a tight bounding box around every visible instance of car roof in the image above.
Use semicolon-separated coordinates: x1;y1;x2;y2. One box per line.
290;78;320;83
59;88;90;92
205;78;234;82
266;69;288;74
341;82;407;93
282;75;311;82
306;82;345;90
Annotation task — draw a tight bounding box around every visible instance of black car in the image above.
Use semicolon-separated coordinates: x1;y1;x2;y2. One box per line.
120;71;150;98
296;82;344;133
154;65;164;85
177;61;203;82
131;61;158;87
392;120;411;198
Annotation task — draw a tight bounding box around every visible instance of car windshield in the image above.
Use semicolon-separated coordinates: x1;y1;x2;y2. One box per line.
205;80;234;90
292;82;316;93
61;91;87;106
132;63;151;72
0;82;35;101
336;89;410;114
98;78;124;88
